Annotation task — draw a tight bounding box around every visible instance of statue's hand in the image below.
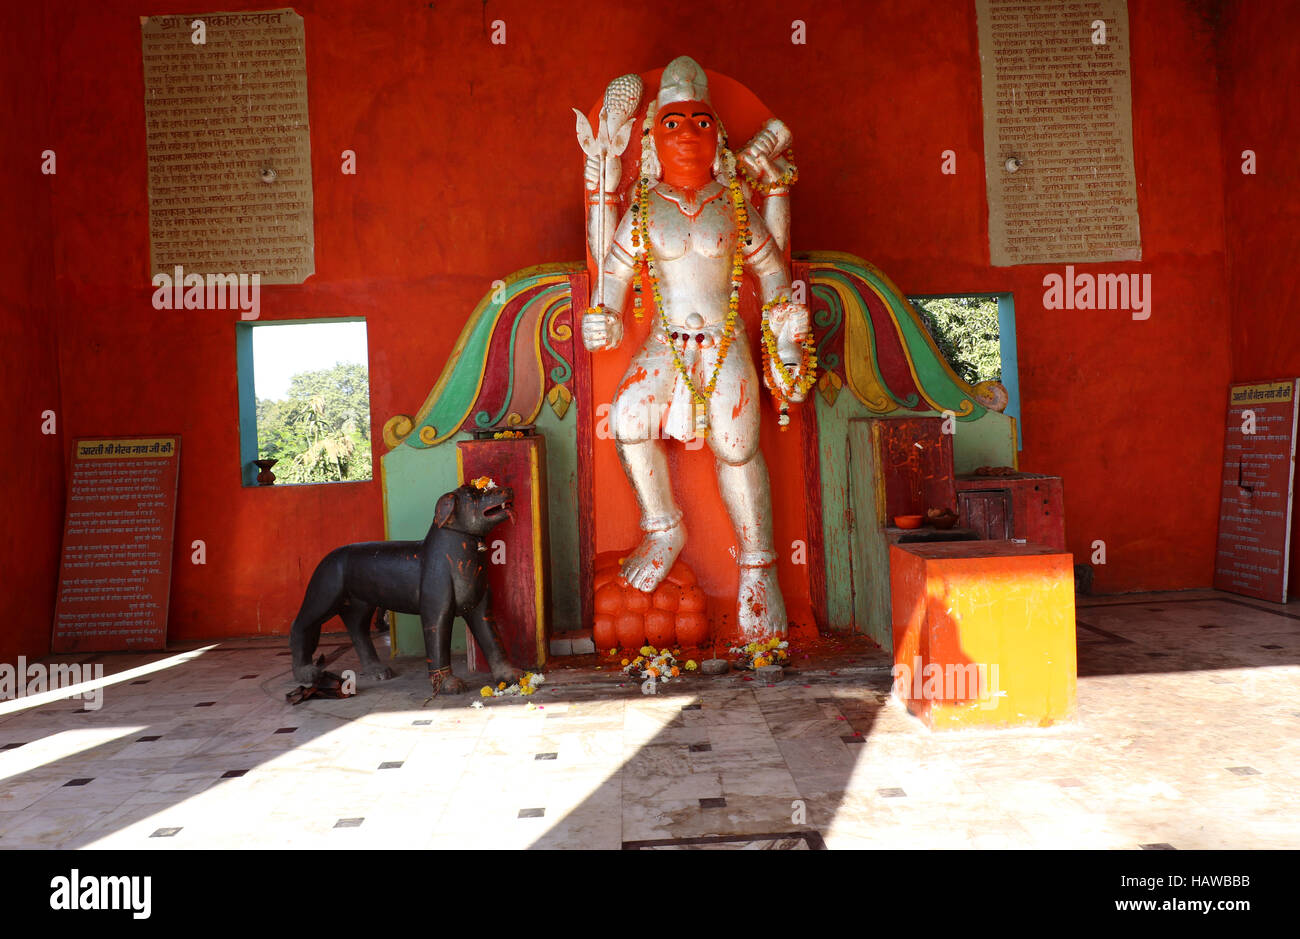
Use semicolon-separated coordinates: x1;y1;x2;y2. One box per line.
582;305;624;352
584;152;622;195
738;118;793;185
767;301;812;402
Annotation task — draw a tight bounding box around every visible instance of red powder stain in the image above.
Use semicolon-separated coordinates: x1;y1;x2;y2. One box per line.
616;366;649;397
732;378;750;420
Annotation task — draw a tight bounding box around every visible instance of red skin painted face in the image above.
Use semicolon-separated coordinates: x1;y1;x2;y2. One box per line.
653;100;718;191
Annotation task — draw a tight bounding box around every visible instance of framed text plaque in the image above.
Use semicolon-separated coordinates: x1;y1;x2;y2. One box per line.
52;437;181;652
1214;381;1298;602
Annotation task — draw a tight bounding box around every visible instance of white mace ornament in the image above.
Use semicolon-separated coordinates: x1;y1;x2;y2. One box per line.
574;73;643;303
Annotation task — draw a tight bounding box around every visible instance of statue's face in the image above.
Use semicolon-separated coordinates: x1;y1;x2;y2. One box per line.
653;100;718;187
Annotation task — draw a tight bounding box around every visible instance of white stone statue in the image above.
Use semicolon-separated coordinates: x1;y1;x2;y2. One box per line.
578;56;814;638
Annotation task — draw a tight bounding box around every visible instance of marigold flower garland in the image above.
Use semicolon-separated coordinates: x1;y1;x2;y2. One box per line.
738;148;799;194
479;672;545;698
759;296;819;430
621;646;695;693
588;118;810;437
729;636;790;670
628;126;750;438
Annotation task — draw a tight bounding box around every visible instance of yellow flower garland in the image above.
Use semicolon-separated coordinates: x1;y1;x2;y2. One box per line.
632;160;750;439
738;148;799;194
760;295;818;430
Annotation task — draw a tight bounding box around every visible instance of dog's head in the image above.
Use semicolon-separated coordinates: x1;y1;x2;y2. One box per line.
433;482;515;537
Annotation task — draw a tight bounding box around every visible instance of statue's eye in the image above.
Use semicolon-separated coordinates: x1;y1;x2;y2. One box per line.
698;119;711;128
663;119;678;129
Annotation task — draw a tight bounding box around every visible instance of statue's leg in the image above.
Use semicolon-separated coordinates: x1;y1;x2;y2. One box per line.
707;332;788;638
612;340;685;593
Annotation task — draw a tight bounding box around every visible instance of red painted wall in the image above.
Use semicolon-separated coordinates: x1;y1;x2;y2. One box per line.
6;0;1268;652
1;4;64;664
1218;0;1300;597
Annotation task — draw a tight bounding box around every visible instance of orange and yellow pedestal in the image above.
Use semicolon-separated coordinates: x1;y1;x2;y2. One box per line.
889;541;1076;730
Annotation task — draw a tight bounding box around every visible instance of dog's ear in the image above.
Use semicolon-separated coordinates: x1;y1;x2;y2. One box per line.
433;490;459;529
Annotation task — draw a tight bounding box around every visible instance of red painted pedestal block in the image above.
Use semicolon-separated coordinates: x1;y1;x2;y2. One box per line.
889;541;1076;730
457;436;550;670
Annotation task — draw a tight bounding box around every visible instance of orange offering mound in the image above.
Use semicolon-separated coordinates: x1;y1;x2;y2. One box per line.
591;551;709;651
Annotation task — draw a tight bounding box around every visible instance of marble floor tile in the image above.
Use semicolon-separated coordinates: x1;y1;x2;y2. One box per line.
2;598;1299;849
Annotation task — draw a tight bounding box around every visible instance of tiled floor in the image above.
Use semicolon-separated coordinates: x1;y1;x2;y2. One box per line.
1;589;1297;849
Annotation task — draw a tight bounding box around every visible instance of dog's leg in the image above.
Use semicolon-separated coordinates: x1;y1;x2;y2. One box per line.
467;589;525;687
340;601;393;681
290;613;329;685
421;603;467;695
290;559;344;683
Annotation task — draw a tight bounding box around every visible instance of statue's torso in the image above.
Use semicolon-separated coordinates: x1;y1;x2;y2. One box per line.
646;182;739;330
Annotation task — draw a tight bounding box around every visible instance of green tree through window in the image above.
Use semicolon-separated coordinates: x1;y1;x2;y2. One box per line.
256;361;372;483
910;296;1002;387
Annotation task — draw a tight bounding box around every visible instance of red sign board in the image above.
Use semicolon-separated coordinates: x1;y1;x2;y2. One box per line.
52;436;181;652
1214;381;1298;602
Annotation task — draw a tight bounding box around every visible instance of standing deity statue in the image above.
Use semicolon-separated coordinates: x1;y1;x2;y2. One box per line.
578;56;816;638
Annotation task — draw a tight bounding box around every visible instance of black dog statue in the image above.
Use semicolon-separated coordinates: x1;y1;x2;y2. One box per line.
289;480;523;695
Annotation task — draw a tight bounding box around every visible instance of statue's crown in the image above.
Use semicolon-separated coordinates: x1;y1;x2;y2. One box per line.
656;56;711;109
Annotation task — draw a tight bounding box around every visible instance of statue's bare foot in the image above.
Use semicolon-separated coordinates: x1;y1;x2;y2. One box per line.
620;523;686;593
738;565;788;639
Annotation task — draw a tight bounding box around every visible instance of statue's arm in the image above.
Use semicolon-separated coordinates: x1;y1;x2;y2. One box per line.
761;188;791;254
582;206;638;352
592;206;638;312
743;201;811;400
736;118;794;251
742;205;793;306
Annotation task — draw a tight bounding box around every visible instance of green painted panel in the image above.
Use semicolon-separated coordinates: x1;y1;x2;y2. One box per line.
815;389;1015;648
815;392;857;631
951;409;1016;473
536;407;582;631
848;419;893;651
235;325;258;486
381;433;467;657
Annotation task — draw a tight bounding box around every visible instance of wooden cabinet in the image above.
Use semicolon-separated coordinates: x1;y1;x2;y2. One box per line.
956;473;1066;550
958;489;1013;540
